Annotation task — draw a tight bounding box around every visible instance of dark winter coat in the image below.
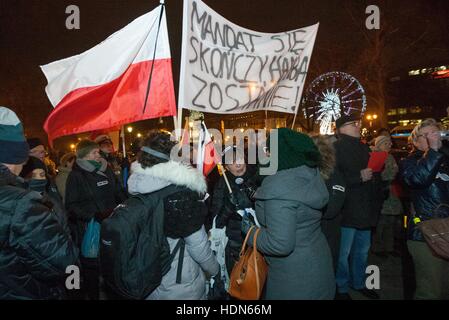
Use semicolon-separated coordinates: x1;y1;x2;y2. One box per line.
321;168;345;269
248;166;335;300
65;159;127;247
210;165;261;248
400;148;449;241
0;164;79;299
334;134;381;229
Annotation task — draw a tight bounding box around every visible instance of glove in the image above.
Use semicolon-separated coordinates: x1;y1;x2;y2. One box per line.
241;210;255;235
207;269;228;300
228;190;252;211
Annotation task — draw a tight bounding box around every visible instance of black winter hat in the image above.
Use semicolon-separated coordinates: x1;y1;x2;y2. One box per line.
27;137;44;150
20;156;47;178
335;114;361;129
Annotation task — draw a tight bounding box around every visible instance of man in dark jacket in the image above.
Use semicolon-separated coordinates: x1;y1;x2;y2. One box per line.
333;115;381;300
65;139;127;300
401;118;449;299
0;107;78;299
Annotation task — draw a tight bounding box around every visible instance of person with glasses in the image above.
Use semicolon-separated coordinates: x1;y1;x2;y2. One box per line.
333;114;381;300
94;134;124;186
401;118;449;299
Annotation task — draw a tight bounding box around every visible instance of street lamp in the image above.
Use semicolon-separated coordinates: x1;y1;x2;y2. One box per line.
366;114;378;128
70;144;75;151
137;133;142;138
127;126;133;133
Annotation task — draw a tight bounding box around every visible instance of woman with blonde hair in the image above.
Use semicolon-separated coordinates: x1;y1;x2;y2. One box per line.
401;118;449;299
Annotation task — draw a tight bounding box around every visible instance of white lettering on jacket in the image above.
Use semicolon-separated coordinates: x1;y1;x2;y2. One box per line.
97;180;109;187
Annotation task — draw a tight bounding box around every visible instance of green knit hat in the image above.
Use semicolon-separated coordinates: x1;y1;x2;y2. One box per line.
269;128;321;172
76;139;99;159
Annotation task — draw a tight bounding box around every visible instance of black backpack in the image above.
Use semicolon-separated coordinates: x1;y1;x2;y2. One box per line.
99;185;184;299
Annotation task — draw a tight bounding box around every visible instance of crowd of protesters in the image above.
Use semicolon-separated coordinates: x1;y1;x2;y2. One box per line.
1;105;449;300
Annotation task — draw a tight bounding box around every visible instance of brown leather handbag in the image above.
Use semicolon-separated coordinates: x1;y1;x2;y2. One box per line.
417;204;449;260
228;226;268;300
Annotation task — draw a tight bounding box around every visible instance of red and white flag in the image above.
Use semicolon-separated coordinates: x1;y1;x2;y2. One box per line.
41;5;176;144
196;121;220;176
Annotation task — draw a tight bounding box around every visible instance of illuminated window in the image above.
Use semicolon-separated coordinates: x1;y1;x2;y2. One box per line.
388;121;398;125
410;106;422;114
387;109;397;116
398;108;407;115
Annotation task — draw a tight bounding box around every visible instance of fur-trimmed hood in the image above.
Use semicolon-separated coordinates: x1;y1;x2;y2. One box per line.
127;160;207;195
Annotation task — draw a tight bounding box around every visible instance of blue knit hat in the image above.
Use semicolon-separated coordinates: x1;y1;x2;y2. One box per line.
0;107;29;164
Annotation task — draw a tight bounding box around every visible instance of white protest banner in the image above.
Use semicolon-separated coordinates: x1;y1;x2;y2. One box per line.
178;0;319;115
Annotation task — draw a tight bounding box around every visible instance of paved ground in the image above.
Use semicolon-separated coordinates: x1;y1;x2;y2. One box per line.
349;233;416;300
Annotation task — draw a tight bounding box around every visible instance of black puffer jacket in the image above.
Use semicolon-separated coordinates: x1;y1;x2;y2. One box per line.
65;159;127;247
0;164;78;299
401;147;449;241
210;165;262;248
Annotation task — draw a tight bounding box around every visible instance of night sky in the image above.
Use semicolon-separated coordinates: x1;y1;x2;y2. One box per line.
1;0;448;148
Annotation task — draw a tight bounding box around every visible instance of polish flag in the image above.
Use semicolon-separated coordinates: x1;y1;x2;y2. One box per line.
196;121;220;176
41;4;176;144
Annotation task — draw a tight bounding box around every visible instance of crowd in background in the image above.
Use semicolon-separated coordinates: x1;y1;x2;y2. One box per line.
1;105;449;300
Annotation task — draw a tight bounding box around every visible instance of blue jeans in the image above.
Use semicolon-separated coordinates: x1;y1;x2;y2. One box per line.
336;227;371;293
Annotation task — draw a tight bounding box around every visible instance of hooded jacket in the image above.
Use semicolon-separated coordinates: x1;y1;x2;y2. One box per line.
0;164;78;299
127;160;219;300
247;165;335;300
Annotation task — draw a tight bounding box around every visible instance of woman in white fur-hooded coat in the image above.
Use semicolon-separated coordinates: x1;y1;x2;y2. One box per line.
127;132;219;300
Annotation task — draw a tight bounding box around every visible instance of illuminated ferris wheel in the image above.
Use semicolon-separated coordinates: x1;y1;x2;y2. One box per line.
302;72;367;134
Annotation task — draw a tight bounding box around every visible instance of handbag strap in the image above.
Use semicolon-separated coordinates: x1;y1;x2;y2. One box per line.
253;228;261;295
239;226;255;256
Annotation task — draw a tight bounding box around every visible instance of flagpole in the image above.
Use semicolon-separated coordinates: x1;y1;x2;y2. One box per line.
121;125;126;156
173;116;179;138
176;108;183;141
291;107;298;130
220;165;233;194
142;1;165;114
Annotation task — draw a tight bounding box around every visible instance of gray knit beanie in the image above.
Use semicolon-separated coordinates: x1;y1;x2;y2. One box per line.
76;139;99;159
